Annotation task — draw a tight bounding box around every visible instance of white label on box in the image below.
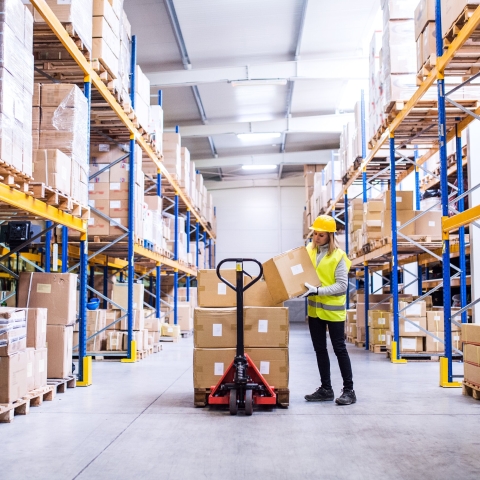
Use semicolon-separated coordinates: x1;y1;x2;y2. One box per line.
88;199;96;208
110;183;121;190
110;201;121;209
260;361;270;375
291;264;304;276
133;302;137;309
57;0;72;4
214;362;224;376
428;221;435;227
88;183;95;192
379;334;386;341
434;315;441;321
37;284;51;294
396;221;401;227
386;333;391;346
406;303;422;316
39;359;45;373
258;320;268;333
88;218;95;226
42;318;46;333
434;338;439;343
27;362;33;378
353;314;357;320
454;335;460;341
378;318;385;325
98;143;110;152
404;320;420;333
168;327;173;333
212;324;222;337
402;338;417;350
396;196;402;202
217;283;227;295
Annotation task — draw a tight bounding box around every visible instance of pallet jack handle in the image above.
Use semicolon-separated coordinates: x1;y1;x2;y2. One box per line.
215;258;263;293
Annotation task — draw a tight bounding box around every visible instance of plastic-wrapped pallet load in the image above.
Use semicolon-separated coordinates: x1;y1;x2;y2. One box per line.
0;0;34;177
32;0;93;53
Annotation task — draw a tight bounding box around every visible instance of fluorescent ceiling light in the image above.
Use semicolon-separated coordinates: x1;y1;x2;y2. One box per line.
231;79;288;87
242;165;277;171
237;133;282;141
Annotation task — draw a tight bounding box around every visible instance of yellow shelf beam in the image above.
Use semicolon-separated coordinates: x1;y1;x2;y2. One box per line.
30;0;215;240
443;205;480;233
133;244;197;276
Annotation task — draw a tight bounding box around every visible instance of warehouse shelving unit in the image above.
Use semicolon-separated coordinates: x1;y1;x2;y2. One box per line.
10;0;218;384
325;1;480;384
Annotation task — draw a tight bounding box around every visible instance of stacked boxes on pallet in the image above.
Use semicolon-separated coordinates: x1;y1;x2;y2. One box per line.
73;310;107;352
25;309;48;392
414;0;436;74
17;273;76;379
424;308;462;354
34;83;89;205
462;324;480;388
347;199;363;255
0;0;34;177
345;309;358;343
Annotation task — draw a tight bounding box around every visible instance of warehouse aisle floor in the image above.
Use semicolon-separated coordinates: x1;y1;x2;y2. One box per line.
2;323;480;480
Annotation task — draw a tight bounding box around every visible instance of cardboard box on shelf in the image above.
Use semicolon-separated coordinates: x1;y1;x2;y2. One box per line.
383;190;414;211
161;323;180;338
414;211;442;237
368;311;389;329
425;331;462;353
111;282;144;310
88;182;110;200
119;309;144;331
392;316;427;337
400;337;424;353
144;317;162;332
347;323;357;338
46;324;73;379
34;347;48;389
17;273;77;325
381;210;416;237
262;247;320;304
33;149;71;195
369;328;387;345
194;308;237;348
461;324;480;345
197;269;244;308
121;330;145;351
106;331;124;351
244;307;289;348
346;309;357;324
399;301;427;317
0;351;27;404
26;308;47;349
357;326;366;343
426;311;443;331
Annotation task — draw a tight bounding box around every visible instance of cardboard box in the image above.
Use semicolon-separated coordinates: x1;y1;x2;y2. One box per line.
177;302;193;331
425;332;462;353
263;247;320;304
462;324;480;345
46;325;73;379
0;351;27;404
369;328;387;345
144;317;162;332
346;309;357;324
106;310;122;330
393;316;427;337
18;273;77;325
111;282;144;310
414;210;442;237
357;326;366;343
119;309;144;331
381;210;416;237
88;182;110;200
244;279;276;307
194;308;237;348
26;308;47;349
244;347;289;389
33;149;71;195
347;323;358;338
399;336;424;353
26;348;35;391
464;344;480;367
0;308;27;356
426;311;444;331
122;330;144;351
34;347;48;389
464;362;480;387
399;301;426;317
368;311;389;329
414;0;436;39
193;348;235;389
161;324;180;338
244;307;289;348
106;331;124;351
197;269;244;308
383;190;414;211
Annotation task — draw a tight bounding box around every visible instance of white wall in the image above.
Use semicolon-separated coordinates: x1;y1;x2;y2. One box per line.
211;186;305;266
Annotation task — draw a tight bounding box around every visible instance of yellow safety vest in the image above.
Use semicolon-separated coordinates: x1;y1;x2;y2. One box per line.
306;243;352;322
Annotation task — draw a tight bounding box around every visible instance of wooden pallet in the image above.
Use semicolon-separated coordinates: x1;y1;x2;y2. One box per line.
194;387;290;408
47;375;76;394
0;161;32;193
463;381;480;400
159;336;179;343
0;385;55;423
443;5;480;48
153;343;162;353
137;346;154;360
181;329;193;338
355;341;366;348
34;23;91;59
346;336;355;344
386;351;441;362
369;344;387;354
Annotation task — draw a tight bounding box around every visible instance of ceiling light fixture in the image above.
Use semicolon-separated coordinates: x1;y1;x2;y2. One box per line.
231;79;288;87
237;133;282;141
242;165;277;171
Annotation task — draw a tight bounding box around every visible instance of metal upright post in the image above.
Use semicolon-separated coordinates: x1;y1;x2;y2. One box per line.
103;265;108;309
174;269;178;325
186;209;191;301
417;259;423;296
456;125;467;324
435;1;456;385
414;148;421;211
156;264;161;319
77;75;92;386
174;195;179;261
122;35;137;363
196;222;200;268
203;230;207;268
61;226;68;272
344;189;350;310
149;274;154;307
45;221;52;273
364;262;369;351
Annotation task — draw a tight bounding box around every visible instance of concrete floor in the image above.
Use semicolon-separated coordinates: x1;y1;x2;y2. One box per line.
1;323;479;480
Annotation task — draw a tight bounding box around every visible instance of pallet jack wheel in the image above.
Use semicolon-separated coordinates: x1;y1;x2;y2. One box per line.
245;389;253;416
229;389;238;415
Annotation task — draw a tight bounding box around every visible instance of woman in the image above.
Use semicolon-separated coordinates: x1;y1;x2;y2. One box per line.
301;214;356;405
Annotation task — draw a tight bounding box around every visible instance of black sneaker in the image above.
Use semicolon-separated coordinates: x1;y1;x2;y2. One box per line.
335;389;356;405
305;387;334;402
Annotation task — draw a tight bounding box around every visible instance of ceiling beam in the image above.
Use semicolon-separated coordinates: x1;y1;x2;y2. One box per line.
194;149;332;168
179;113;353;137
147;57;368;87
205;177;304;190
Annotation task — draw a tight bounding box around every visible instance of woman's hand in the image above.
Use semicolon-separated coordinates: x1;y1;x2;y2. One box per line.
300;282;320;298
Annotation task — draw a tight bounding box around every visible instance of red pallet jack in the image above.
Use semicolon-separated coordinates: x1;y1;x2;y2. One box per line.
208;258;277;416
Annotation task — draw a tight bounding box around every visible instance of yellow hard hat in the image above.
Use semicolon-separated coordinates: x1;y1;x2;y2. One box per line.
310;215;337;233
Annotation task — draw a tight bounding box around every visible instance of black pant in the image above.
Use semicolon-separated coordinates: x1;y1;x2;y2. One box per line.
308;317;354;391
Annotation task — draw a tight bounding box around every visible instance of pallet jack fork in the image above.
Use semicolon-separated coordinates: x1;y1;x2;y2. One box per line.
208;259;277;415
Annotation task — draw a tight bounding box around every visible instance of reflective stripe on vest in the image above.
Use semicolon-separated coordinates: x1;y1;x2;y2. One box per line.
308;299;346;312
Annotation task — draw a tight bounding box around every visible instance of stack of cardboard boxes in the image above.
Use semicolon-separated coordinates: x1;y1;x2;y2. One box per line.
345;309;358;343
0;0;34;178
25;309;48;393
348;198;364;255
17;272;77;379
73;309;107;352
462;323;480;389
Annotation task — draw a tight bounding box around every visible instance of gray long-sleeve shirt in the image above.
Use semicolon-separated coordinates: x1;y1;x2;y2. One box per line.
315;245;348;296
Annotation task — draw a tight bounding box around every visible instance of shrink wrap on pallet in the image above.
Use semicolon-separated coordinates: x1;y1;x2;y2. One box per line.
382;20;417;75
33;0;93;53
